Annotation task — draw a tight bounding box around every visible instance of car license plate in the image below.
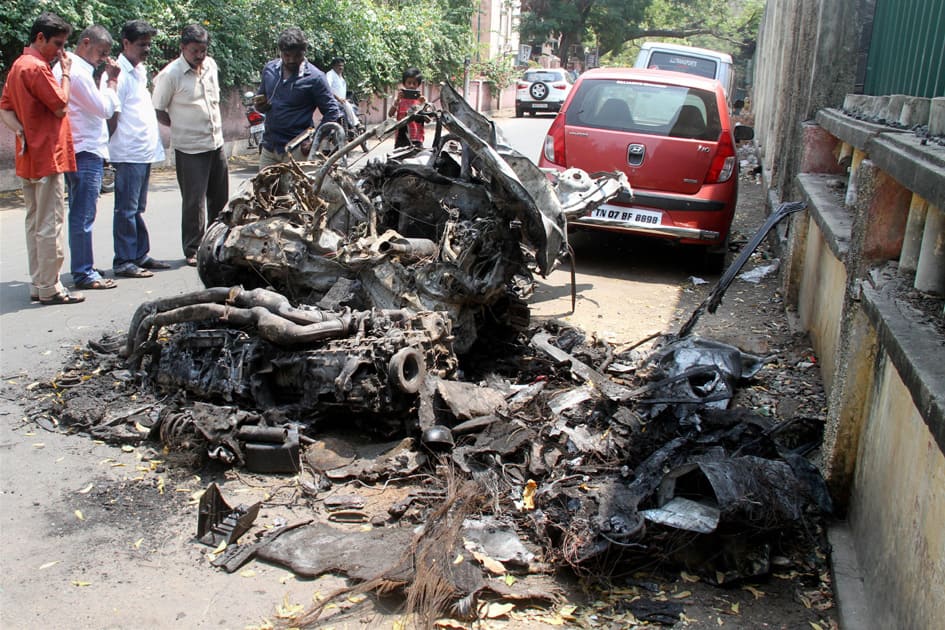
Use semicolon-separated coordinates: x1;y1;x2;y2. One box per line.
532;103;549;108
250;123;265;133
590;205;662;227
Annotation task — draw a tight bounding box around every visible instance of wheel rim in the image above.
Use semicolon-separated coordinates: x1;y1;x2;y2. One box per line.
530;82;548;100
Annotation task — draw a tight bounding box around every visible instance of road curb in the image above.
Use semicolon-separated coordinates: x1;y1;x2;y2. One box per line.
828;522;874;630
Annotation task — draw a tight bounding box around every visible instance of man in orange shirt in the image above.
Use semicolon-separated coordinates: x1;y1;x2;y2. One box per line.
0;12;83;304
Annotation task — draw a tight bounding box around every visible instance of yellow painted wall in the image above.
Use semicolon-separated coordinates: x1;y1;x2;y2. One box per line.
850;355;945;630
797;218;847;392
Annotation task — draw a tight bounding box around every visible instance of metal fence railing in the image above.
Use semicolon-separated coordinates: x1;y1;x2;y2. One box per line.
864;0;945;98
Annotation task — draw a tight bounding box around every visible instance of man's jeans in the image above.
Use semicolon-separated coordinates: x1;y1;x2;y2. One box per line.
112;162;152;270
66;152;104;285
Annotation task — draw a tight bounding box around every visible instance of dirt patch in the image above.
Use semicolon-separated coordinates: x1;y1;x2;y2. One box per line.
49;474;182;538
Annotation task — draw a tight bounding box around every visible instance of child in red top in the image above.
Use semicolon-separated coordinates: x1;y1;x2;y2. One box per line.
388;67;426;148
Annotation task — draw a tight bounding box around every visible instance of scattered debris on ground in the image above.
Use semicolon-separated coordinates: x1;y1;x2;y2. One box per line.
21;86;836;629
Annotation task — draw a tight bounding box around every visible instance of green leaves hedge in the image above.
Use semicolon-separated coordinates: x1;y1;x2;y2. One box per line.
1;0;476;96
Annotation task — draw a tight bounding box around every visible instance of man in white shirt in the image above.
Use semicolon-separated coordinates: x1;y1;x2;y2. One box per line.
107;19;169;279
54;25;121;290
326;57;358;129
152;24;228;267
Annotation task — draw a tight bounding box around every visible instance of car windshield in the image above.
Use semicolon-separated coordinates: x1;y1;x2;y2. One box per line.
647;52;718;79
524;70;567;83
565;79;722;140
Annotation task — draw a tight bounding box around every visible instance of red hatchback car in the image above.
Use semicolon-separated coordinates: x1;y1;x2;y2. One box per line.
538;68;753;270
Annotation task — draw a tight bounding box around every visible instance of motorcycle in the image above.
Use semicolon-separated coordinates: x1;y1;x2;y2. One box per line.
340;91;368;151
242;91;266;150
101;161;116;194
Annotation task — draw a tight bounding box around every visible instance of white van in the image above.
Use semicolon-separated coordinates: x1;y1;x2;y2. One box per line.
634;42;735;104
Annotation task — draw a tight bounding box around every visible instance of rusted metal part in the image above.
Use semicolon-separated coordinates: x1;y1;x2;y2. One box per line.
530;330;635;402
139;304;455;422
197;482;261;547
125;286;372;365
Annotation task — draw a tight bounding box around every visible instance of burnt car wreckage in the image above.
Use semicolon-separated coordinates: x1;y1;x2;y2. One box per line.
29;85;831;627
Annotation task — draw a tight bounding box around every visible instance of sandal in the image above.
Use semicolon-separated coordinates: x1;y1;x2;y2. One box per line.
138;257;171;270
76;278;117;290
114;265;154;278
40;291;85;305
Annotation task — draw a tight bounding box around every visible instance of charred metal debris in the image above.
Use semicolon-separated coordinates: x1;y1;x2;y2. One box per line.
26;86;829;626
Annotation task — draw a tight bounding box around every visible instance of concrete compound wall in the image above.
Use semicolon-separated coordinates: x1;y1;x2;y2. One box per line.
797;218;846;393
754;1;945;628
753;0;869;202
851;344;945;630
785;111;945;630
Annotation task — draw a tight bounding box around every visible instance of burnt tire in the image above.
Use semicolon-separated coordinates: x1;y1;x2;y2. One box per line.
388;346;425;394
196;220;243;288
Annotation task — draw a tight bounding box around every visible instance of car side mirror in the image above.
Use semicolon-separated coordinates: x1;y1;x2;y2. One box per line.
734;123;754;143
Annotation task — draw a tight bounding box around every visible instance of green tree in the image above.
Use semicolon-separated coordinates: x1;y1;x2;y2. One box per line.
519;0;597;68
473;54;518;107
625;0;764;62
1;0;476;96
519;0;762;68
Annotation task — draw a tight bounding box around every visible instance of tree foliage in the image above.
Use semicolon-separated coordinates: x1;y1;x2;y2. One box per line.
472;54;518;107
519;0;762;67
1;0;476;95
627;0;764;62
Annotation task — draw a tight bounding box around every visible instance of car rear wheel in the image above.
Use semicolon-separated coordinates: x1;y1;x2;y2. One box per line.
702;248;728;275
698;235;731;275
515;106;523;118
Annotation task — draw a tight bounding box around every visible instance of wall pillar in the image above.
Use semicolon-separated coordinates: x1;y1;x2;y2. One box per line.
844;148;868;207
900;195;929;273
854;161;911;265
915;204;945;295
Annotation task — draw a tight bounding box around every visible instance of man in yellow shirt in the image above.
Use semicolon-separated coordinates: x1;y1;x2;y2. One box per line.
153;23;228;267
